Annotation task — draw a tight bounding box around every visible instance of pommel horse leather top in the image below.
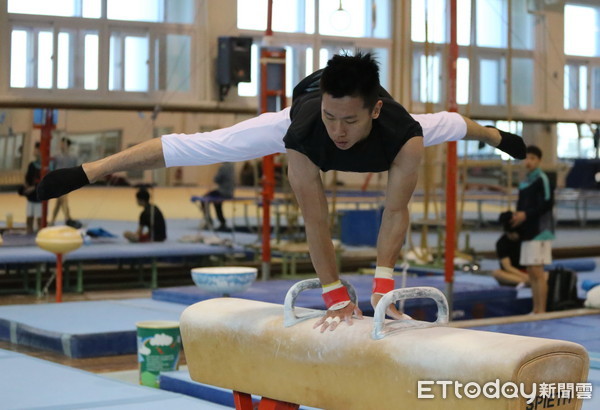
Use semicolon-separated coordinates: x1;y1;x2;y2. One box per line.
180;295;589;410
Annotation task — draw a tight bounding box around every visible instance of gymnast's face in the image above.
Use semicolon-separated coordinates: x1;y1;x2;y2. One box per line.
321;93;382;150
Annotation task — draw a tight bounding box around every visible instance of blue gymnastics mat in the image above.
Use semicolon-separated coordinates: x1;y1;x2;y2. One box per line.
160;370;319;410
470;314;600;353
469;316;600;410
0;349;230;410
153;274;520;320
0;299;186;358
161;368;600;410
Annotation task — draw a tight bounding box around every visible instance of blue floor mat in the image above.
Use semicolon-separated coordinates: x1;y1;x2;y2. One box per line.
470;315;600;353
0;349;230;410
0;299;186;358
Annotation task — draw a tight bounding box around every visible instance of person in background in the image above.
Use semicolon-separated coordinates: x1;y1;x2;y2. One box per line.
511;145;554;313
50;137;78;226
201;162;235;232
22;142;42;234
493;211;529;288
124;187;166;242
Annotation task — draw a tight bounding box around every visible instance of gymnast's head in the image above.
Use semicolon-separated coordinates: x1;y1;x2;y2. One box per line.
320;53;383;150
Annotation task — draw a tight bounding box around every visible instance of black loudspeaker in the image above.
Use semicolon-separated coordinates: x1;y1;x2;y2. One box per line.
217;36;252;86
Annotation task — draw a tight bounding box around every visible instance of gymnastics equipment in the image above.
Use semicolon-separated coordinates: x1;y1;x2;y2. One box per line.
36;226;83;302
181;286;589;409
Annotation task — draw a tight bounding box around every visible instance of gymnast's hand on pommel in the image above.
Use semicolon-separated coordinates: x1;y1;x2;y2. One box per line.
313;302;363;333
370;293;412;320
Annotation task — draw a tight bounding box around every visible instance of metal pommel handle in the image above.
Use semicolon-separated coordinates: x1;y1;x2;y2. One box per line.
371;286;449;340
283;278;358;327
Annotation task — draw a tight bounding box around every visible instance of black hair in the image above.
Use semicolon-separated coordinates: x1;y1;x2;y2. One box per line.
136;188;150;202
526;145;542;159
498;211;518;233
34;142;40;149
61;137;72;146
320;52;381;110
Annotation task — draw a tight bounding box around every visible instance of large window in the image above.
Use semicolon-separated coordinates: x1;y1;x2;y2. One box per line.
411;0;535;108
564;3;600;112
238;0;390;39
7;0;195;95
565;4;600;58
557;123;599;159
564;63;588;111
236;0;392;97
8;0;194;23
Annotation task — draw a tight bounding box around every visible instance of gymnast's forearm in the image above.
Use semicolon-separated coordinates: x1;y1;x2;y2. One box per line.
83;138;165;183
304;220;340;285
376;207;410;268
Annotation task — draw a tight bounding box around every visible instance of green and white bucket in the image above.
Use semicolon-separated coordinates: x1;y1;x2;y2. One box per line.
136;320;181;388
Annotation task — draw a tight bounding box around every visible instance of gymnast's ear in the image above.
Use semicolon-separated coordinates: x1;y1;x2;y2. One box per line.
371;100;383;119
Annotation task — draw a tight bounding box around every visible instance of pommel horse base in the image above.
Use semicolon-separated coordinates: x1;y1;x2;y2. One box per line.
180;285;589;410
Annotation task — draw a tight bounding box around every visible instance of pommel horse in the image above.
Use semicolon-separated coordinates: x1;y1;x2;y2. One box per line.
180;280;589;410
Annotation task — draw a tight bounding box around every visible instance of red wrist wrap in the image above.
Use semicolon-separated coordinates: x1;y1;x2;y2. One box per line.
372;278;395;294
322;286;351;309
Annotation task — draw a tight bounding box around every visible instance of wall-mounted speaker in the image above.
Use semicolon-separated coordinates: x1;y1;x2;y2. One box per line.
217;36;252;87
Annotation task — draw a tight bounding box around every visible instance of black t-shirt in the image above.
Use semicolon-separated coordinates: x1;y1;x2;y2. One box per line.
283;71;422;173
495;234;523;270
140;204;166;242
25;161;41;202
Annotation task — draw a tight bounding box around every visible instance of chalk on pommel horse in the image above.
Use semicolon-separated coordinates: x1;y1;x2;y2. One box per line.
180;283;590;410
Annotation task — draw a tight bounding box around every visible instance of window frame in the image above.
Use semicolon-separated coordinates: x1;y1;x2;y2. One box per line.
235;0;393;100
3;3;200;106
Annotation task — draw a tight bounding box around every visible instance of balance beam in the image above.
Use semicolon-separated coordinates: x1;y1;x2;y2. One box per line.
181;297;589;409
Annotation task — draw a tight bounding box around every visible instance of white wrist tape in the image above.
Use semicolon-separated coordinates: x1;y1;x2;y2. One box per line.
374;266;394;279
328;301;351;311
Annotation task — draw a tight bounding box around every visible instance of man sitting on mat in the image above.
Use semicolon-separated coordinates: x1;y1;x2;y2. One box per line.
492;211;529;288
38;53;526;331
124;187;167;243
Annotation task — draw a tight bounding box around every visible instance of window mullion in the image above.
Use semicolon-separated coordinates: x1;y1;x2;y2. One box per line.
52;25;59;90
32;27;40;88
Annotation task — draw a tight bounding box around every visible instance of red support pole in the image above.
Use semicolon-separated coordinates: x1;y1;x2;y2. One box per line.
259;44;286;280
265;0;274;37
233;391;254;410
444;0;459;308
55;253;63;303
39;109;54;228
258;397;300;410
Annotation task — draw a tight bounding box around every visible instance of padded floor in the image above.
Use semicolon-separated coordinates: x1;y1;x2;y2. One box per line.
160;370;318;410
0;349;230;410
469;315;600;410
160;368;600;410
470;314;600;353
0;299;186;358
